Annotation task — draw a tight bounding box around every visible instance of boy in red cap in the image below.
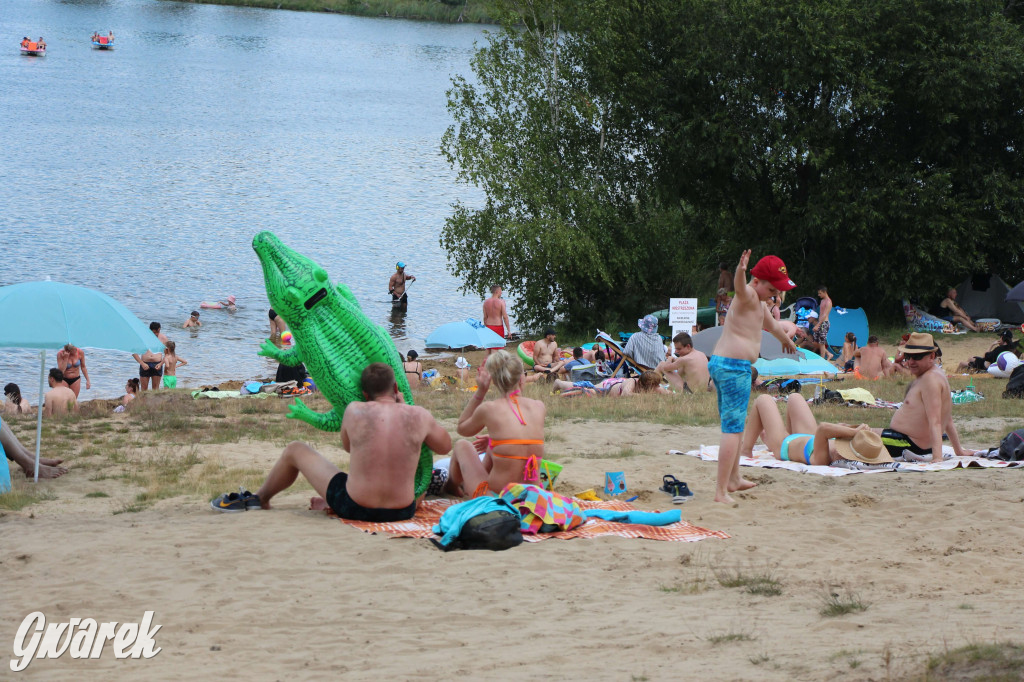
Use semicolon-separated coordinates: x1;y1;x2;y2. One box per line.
710;251;798;503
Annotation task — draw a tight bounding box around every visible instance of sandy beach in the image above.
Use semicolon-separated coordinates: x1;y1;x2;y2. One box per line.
3;334;1024;680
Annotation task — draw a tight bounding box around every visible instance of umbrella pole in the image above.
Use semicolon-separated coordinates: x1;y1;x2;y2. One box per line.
34;350;45;483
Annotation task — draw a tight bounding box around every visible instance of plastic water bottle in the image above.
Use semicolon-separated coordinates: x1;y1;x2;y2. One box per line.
814;383;821;402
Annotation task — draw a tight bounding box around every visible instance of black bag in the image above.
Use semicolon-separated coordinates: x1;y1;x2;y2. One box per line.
1004;365;1024;399
994;429;1024;462
431;510;523;552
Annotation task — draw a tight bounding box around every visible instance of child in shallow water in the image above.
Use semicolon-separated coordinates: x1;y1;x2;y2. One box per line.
162;341;188;389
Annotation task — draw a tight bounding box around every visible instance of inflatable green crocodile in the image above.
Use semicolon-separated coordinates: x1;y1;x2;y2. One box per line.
253;231;432;495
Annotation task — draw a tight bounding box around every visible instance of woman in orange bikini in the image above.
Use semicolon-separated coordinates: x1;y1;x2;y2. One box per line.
449;350;546;497
56;344;90;398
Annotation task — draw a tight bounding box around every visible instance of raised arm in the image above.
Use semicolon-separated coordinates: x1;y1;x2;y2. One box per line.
457;367;491;436
734;249;751;296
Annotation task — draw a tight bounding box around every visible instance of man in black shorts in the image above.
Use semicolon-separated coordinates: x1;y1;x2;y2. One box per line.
228;363;451;519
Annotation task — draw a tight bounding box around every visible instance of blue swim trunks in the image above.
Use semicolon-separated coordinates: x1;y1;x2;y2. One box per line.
708;355;752;434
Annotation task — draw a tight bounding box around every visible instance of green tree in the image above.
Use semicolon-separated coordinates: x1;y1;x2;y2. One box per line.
444;0;1024;327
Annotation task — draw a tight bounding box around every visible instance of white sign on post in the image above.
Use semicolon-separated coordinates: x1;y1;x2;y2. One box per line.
669;298;698;345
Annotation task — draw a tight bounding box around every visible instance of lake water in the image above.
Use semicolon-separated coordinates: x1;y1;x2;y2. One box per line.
0;0;491;401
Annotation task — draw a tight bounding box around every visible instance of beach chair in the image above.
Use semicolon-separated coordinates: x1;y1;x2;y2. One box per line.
595;331;657;377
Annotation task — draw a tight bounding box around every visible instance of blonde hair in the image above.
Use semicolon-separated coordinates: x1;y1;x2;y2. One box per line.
484;350;524;395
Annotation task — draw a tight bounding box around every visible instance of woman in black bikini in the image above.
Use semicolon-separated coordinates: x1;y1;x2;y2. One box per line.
402;350;423;387
449;350;546;497
56;344;90;398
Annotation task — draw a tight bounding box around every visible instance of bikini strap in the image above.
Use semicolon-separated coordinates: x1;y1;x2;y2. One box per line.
507;390;526;426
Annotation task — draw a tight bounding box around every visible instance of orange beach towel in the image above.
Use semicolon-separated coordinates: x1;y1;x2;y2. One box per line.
337;498;730;543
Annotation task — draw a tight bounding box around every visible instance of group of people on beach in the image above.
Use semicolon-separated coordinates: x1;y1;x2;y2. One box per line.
211;249;992;521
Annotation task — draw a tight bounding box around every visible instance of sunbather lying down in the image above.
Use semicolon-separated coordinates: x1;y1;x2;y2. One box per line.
739;394;891;466
553;371;669;397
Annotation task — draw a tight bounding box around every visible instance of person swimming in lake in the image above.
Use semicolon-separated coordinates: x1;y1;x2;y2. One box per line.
183;310;201;329
447;350;546;497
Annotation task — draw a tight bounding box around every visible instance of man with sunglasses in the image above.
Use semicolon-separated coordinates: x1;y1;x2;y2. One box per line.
874;333;974;462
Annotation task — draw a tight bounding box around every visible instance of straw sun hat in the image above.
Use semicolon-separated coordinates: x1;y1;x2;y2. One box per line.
834;430;892;464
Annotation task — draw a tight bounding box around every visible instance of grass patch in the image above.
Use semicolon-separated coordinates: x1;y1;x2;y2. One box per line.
923;642;1024;681
820;587;869;617
706;631;755;645
715;565;783;596
0;487;57;511
113;500;150;515
84;491;110;498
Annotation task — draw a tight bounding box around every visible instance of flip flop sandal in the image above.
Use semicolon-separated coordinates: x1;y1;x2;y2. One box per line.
660;474;683;495
671;482;694;504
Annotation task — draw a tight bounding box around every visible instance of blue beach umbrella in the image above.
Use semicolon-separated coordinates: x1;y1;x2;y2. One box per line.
0;281;164;482
425;319;506;350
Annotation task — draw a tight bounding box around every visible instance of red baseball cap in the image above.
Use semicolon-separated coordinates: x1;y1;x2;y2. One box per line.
750;255;796;291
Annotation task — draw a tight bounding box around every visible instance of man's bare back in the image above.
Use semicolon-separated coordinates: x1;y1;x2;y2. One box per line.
44;386;77;417
482;296;507;328
341;400;448;508
854;344;889;380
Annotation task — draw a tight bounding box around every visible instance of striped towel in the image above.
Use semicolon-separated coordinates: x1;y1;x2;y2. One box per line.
337;498;730;543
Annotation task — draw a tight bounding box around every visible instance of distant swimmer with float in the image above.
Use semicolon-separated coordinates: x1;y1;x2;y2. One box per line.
200;295;236;310
388;262;415;310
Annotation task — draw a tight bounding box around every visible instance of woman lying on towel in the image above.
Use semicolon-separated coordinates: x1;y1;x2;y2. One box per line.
739;394;892;466
552;371;669;397
449;350;547;498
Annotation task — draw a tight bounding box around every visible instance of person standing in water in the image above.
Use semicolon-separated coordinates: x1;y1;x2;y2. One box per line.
388;262;416;310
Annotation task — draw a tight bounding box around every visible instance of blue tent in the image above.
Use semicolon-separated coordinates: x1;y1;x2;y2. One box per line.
754;348;837;376
826;307;869;348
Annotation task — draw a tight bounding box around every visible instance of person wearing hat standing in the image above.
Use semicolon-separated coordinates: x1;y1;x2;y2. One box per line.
389;262;416;311
624;314;667;370
874;332;975;462
710;250;798;504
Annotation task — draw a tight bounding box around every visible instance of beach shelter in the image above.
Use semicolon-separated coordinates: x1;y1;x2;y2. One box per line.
425;319;505;350
754;348;838;377
826;307;870;348
955;275;1024;324
690;326;792;360
0;281;163;482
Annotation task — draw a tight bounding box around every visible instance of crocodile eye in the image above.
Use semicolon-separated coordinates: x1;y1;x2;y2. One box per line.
313;268;328;283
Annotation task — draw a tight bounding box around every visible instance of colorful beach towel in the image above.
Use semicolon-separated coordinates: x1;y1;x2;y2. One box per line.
338;498;729;543
671;445;1024;476
499;483;586;534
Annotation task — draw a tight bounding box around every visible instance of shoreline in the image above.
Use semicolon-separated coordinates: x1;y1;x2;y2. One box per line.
165;0;495;24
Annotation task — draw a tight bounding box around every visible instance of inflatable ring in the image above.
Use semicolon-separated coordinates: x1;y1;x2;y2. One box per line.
517;340;535;368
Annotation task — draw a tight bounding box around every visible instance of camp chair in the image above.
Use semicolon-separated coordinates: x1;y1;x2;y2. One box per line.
595;331;656;377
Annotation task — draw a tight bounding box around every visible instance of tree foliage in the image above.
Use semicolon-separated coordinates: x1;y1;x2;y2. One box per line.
443;0;1024;328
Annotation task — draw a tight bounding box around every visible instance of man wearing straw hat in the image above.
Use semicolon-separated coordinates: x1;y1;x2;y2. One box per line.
874;332;975;463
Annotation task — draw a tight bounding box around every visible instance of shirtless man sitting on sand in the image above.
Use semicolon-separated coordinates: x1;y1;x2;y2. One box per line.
43;369;78;417
530;328;566;378
853;335;893;380
872;333;974;463
656;332;711;393
219;364;451;519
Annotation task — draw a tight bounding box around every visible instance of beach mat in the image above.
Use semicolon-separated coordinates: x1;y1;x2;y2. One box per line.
671;445;1024;476
335;498;730;543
